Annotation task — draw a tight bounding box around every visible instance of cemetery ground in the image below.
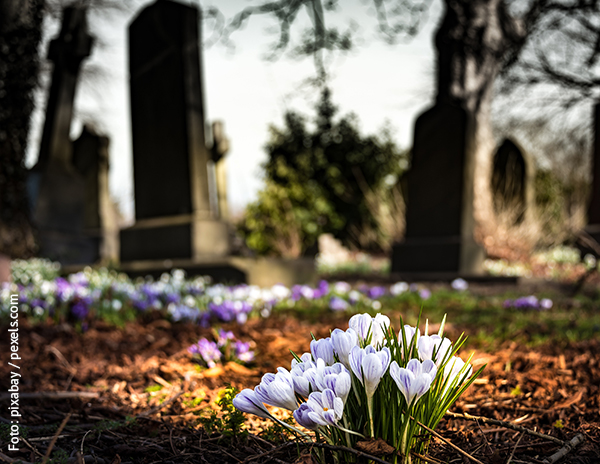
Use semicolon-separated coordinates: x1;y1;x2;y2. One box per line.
1;274;600;464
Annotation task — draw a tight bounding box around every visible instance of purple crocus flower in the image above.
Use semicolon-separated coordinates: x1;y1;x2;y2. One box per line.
329;296;349;312
189;338;222;368
71;300;89;320
217;329;235;347
367;286;386;299
234;340;255;363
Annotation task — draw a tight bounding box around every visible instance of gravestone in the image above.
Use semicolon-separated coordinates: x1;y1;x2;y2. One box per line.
29;5;95;265
210;121;230;222
491;139;533;225
583;102;600;253
72;125;119;263
391;104;484;274
120;0;229;262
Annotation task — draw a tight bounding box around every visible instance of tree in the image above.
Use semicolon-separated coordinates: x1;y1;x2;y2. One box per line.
0;0;130;283
226;0;600;245
0;0;45;282
239;87;406;257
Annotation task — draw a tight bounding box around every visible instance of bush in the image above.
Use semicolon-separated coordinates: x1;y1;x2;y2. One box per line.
238;87;407;257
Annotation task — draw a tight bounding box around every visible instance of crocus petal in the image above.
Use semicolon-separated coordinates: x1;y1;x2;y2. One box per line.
331;328;358;367
362;353;384;398
294;403;319;429
310;338;335;365
233;389;270;418
349;345;365;384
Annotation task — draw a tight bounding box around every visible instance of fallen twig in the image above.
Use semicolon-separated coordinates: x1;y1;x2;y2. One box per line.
41;412;72;464
446;411;564;445
506;432;523;464
542;433;585;464
410;451;445;464
411;417;485;464
138;389;183;417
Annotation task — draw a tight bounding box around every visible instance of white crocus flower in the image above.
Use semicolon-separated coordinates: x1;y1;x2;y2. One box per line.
310;337;335;365
232;389;271;418
390;359;437;407
331;327;358;367
349;313;391;347
254;367;298;411
417;334;452;367
348;345;391;399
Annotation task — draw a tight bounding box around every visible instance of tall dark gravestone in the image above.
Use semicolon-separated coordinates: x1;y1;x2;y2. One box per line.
391;104;484;275
29;5;96;265
120;0;229;262
584;102;600;250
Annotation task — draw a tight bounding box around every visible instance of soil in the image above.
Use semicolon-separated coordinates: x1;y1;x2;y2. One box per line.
1;309;599;464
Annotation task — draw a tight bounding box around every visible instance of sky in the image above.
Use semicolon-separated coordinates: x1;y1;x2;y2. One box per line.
26;0;444;221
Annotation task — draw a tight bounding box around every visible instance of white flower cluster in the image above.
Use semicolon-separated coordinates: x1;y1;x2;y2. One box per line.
233;312;476;457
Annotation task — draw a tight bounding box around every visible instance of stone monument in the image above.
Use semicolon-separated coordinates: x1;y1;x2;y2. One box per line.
582;102;600;253
491;138;534;225
29;5;95;265
72;125;119;264
391;104;484;275
120;0;229;263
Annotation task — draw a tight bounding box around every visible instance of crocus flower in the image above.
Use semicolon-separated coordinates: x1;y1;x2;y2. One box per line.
293;389;343;429
331;328;358;367
189;338;222;368
333;281;351;294
329;296;349;312
451;278;469;291
390;359;437;407
234;340;255;363
540;298;553;310
443;356;472;388
349;313;390;347
310;337;335;365
390;281;409;296
367;286;386;299
418;334;452;367
349;345;391;399
399;324;419;355
419;288;432;300
303;359;351;404
254;368;298;411
290;353;316;397
233;389;271;418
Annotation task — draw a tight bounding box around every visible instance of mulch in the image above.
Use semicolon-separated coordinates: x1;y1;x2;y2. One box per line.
1;309;599;464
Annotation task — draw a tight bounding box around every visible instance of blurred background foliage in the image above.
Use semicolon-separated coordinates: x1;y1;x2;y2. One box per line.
238;87;408;258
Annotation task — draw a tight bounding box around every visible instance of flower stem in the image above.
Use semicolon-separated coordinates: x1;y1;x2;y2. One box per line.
367;396;375;438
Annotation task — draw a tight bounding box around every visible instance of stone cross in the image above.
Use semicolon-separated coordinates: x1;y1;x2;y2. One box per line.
35;5;93;170
29;5;96;266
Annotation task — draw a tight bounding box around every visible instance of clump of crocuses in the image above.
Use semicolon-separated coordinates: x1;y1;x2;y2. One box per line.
188;329;254;368
233;313;482;463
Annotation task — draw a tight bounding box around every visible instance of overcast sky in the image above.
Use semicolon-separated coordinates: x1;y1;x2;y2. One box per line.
26;0;444;221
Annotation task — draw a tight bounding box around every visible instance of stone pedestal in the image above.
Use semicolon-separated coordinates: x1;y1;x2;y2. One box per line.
391;103;484;275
